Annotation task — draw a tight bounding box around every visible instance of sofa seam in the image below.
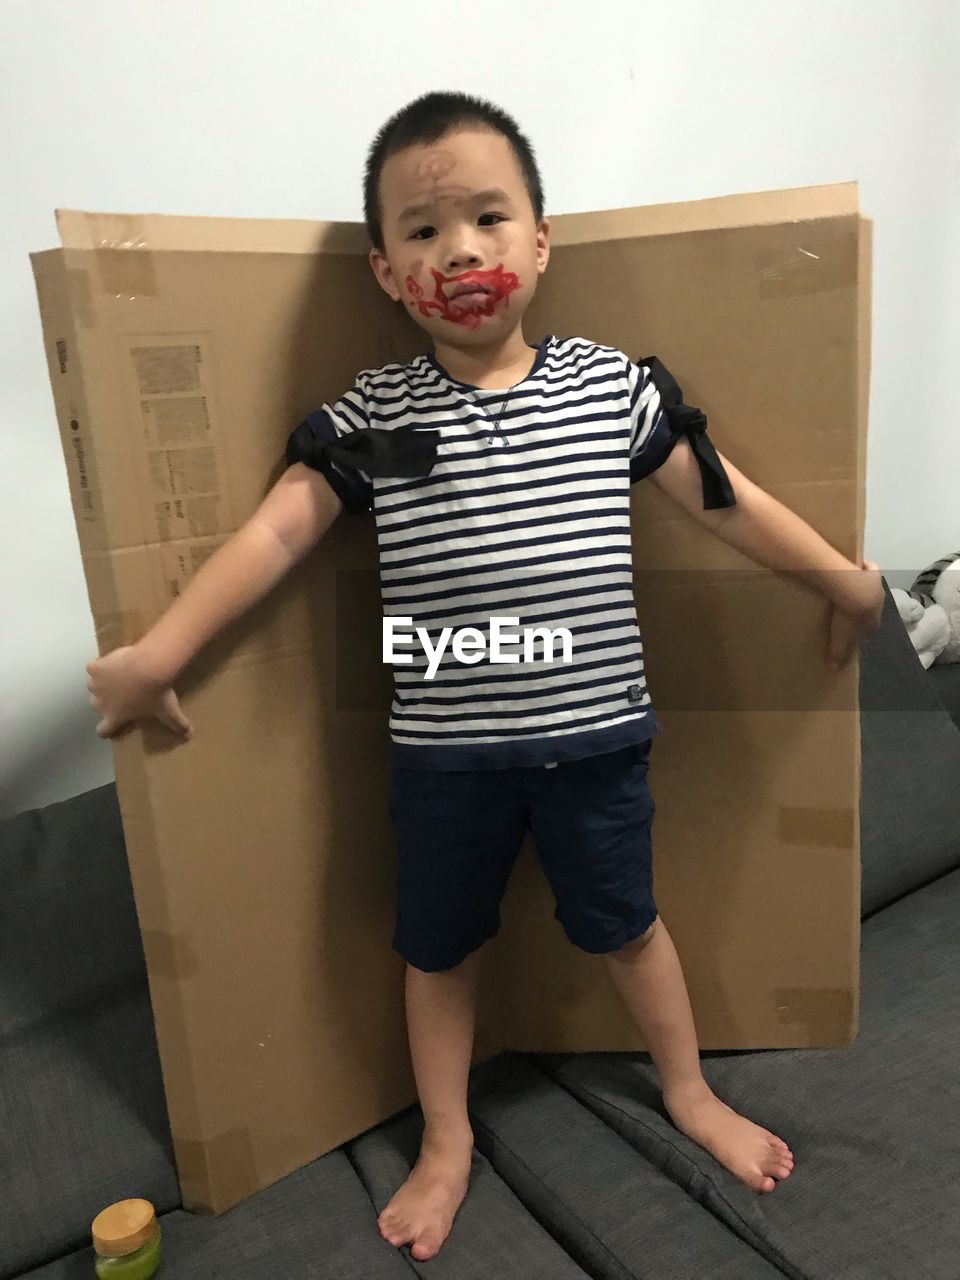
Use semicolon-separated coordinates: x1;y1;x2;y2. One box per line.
533;1057;818;1280
469;1111;634;1280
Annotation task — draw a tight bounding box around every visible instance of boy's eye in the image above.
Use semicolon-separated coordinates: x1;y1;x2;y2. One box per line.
408;213;506;241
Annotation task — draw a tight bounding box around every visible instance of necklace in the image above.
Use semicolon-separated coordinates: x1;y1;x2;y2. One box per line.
468;386;513;446
459;340;542;446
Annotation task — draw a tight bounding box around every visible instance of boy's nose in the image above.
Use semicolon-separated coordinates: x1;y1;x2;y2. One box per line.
444;244;483;273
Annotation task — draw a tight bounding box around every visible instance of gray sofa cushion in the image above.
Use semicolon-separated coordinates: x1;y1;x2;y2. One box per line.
928;661;960;731
1;784;145;1038
20;1150;416;1279
467;1053;785;1280
0;990;179;1278
859;583;960;916
348;1103;591;1279
1;787;179;1278
537;866;960;1280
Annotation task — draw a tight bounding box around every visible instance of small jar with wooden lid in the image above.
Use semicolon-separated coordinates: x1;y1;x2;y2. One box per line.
91;1198;162;1278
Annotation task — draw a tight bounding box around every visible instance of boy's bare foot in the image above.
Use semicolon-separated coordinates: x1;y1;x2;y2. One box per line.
664;1083;795;1193
377;1124;474;1260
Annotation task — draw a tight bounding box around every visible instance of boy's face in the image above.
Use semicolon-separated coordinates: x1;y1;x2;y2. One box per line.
369;127;550;346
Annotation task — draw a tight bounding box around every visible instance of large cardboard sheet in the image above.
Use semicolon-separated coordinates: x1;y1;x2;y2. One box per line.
31;183;869;1212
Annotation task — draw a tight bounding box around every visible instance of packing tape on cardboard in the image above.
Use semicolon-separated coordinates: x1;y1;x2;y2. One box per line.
84;212;159;299
773;987;854;1030
66;267;96;328
174;1126;260;1212
141;929;200;981
755;224;858;300
777;806;855;850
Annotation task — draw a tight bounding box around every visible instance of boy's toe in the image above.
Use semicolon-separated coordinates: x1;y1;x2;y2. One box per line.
377;1212;408;1247
411;1230;442;1260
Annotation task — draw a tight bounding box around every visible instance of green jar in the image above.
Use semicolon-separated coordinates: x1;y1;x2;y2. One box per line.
91;1199;161;1279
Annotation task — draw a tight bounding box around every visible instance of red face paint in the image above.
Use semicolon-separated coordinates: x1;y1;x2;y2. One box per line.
405;263;520;329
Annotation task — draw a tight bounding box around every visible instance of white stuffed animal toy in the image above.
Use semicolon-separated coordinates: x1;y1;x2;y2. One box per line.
911;552;960;665
891;551;960;668
890;588;949;669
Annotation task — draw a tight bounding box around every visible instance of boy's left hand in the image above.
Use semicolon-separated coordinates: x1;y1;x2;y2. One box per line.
826;561;884;670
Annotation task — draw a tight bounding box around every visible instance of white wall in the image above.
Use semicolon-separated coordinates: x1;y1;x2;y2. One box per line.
2;0;958;813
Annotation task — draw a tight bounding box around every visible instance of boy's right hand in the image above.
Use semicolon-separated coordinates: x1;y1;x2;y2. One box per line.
86;645;193;741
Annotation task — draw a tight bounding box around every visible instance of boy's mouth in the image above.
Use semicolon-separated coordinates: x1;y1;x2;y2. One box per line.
405;262;521;329
444;266;510;302
448;281;495;301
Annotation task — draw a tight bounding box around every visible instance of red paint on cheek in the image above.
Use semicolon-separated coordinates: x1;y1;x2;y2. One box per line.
401;259;425;308
404;262;521;330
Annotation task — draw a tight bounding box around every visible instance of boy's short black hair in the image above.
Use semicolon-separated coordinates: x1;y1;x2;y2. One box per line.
363;90;545;253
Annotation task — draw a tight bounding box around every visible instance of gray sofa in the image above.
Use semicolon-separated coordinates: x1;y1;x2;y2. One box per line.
4;581;959;1280
929;663;960;733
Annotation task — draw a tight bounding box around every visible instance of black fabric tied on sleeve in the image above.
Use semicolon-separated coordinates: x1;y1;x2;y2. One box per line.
639;355;737;510
285;418;440;479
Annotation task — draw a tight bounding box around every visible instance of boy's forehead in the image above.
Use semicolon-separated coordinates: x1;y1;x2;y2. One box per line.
380;129;527;222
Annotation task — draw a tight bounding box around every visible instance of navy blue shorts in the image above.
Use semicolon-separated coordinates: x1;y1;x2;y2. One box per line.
388;740;658;972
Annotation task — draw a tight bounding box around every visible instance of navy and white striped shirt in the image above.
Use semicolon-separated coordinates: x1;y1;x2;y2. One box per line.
288;334;680;771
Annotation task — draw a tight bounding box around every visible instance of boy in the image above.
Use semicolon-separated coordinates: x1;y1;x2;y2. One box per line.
87;91;883;1263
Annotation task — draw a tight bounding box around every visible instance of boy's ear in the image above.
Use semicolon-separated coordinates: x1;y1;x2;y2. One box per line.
369;247;402;302
536;217;551;276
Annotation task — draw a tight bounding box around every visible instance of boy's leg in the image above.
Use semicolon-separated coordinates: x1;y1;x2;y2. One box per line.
377;952;480;1261
380;764;527;1260
603;918;795;1193
406;952;480;1140
528;742;795;1194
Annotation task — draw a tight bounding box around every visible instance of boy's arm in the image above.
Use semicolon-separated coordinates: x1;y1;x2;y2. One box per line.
646;438;883;668
138;463;343;681
87;464;344;737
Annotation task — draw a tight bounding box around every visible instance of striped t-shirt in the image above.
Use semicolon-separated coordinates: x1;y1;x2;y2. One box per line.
287;333;681;771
